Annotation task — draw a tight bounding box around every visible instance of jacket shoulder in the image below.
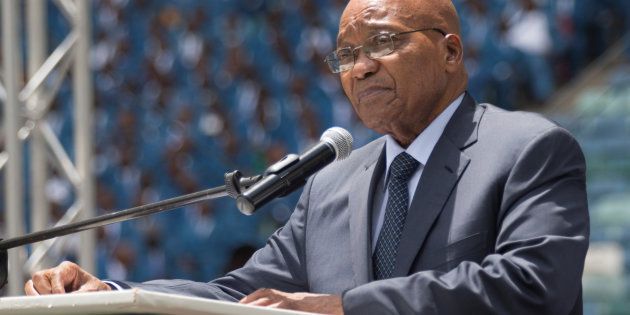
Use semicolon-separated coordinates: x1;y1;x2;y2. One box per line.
478;104;574;143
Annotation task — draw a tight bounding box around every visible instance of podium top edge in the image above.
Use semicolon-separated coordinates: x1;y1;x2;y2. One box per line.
0;288;316;315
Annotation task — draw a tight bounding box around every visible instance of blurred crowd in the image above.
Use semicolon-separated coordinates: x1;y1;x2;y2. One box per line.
460;0;629;108
1;0;628;283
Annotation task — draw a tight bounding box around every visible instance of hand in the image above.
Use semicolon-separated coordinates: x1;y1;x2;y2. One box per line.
24;261;111;295
240;288;343;314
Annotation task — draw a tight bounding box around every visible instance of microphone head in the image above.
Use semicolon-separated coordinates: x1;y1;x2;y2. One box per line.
321;127;353;161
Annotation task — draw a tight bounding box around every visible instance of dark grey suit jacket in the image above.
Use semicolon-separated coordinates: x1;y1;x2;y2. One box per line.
116;94;589;314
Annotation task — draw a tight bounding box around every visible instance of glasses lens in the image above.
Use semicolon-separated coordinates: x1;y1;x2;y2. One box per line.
325;53;341;73
325;48;354;73
325;34;395;73
365;33;394;58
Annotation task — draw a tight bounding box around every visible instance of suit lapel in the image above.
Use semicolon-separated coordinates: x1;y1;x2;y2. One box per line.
393;93;485;277
348;142;385;286
392;141;470;276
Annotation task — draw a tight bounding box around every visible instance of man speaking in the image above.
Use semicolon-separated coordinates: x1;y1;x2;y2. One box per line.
25;0;589;314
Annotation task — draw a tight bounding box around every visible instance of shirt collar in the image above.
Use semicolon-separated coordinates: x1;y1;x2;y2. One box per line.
384;93;464;178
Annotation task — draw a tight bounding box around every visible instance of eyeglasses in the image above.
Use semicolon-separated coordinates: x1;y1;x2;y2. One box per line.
324;28;446;73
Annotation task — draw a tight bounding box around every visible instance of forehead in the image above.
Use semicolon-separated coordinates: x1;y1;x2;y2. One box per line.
338;0;417;43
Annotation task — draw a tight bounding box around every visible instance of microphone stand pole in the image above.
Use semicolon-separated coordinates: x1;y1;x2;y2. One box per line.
0;170;261;290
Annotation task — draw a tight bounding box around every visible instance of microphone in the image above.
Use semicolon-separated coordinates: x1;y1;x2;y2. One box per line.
236;127;353;215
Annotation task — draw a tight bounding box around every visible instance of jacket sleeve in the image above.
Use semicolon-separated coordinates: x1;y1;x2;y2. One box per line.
111;177;314;301
342;127;590;315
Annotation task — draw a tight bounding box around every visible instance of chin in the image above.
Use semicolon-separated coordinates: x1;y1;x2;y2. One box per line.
361;120;390;135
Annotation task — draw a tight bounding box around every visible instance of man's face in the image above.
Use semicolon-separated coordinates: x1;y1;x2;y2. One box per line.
337;0;450;143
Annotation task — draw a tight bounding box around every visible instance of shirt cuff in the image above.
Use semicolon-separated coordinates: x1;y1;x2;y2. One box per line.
103;280;127;291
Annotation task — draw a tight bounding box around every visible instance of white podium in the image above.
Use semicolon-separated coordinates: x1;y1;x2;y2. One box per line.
0;289;314;315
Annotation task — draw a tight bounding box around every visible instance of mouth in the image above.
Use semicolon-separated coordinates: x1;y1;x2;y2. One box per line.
356;86;393;103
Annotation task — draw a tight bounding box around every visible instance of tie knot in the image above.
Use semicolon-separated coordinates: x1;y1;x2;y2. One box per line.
389;152;419;181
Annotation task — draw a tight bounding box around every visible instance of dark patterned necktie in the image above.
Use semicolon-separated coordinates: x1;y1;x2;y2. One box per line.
373;152;420;280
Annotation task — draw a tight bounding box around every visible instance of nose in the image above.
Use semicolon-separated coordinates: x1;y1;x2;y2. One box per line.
351;50;378;80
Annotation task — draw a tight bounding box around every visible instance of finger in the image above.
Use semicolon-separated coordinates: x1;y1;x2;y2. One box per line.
239;290;263;303
24;280;40;296
240;288;271;303
245;297;276;307
76;282;97;292
77;280;110;292
267;301;283;308
31;272;52;295
48;270;68;294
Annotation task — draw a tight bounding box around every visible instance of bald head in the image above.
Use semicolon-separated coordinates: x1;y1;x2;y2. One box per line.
340;0;462;38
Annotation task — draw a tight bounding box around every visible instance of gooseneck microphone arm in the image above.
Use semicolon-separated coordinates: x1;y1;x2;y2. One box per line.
0;173;260;251
0;187;226;249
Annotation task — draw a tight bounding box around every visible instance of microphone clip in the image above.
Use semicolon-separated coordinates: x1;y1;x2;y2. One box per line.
224;153;301;200
223;170;263;199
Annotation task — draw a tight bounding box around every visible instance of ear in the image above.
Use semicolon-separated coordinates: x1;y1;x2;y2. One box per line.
443;34;464;73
